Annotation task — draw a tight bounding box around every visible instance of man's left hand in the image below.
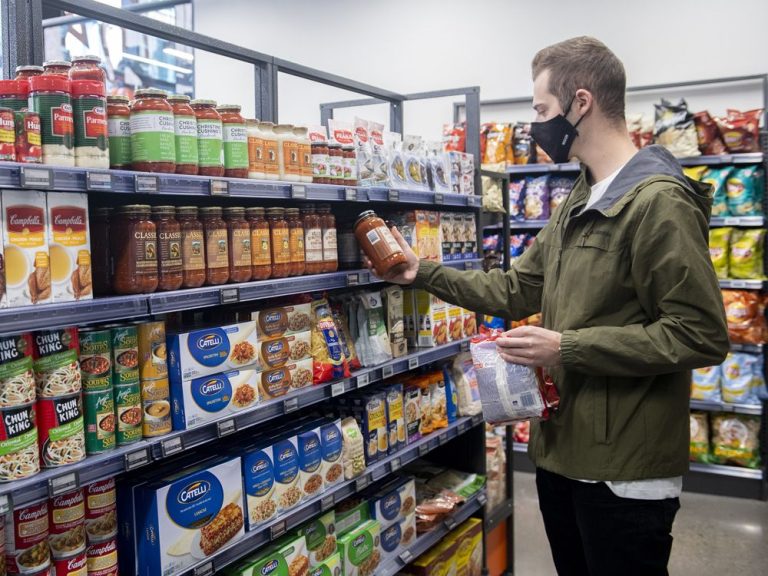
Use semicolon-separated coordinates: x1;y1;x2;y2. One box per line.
495;325;562;367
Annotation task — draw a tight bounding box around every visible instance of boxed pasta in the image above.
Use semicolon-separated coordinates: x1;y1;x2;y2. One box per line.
310;551;342;576
251;303;312;340
336;519;381;576
369;476;416;530
240;441;276;531
167;321;259;383
46;192;92;302
384;383;406;454
171;368;260;431
462;213;478;259
257;331;311;369
349;391;388;465
383;285;407;358
297;423;324;500
136;456;245;576
256;357;314;399
415;290;448;347
319;418;344;489
2;189;51;307
379;512;416;564
403;384;421;444
296;510;337;567
401;536;458;576
267;433;303;513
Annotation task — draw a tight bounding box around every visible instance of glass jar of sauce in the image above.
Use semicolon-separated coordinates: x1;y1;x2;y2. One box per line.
15;65;44;80
111;205;159;294
191;99;223;177
293;126;312;183
151;206;183;292
311;140;329;184
200;207;229;285
246;119;265;179
90;207;112;295
69;55;105;83
43;60;72;77
302;204;323;275
267;207;290;279
342;146;357;185
274;124;300;182
318;204;338;273
168;94;199;175
218;105;249;178
224;207;252;283
130;89;175;173
286;208;305;277
247;207;271;280
177;206;206;288
28;74;74;167
107;95;131;169
354;210;408;277
0;80;29;111
259;121;280;180
328;144;343;185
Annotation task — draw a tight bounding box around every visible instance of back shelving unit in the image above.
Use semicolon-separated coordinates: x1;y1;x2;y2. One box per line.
0;1;500;575
467;77;768;501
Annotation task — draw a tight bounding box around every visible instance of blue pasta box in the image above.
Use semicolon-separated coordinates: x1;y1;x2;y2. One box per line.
240;441;277;531
384;384;406;454
319;418;344;489
267;433;303;513
368;475;416;531
379;512;416;564
297;424;324;500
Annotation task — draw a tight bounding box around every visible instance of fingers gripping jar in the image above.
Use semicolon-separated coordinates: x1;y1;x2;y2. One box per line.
354;210;408;276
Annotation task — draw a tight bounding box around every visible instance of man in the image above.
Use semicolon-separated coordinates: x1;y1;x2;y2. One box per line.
373;37;729;575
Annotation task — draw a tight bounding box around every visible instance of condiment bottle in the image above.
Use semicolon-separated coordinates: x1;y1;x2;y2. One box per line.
224;207;252;283
328;143;343;185
259;121;280;180
310;137;329;184
168;94;198;175
106;95;131;169
343;146;357;185
302;204;323;275
293;126;312;183
90;207;113;295
177;206;206;288
267;207;290;279
0;80;29;111
71;80;108;169
338;224;361;270
43;60;72;77
318;204;338;273
200;206;229;285
274;124;300;182
246;119;265;179
247;207;271;280
69;55;105;83
151;206;183;292
354;210;408;277
218;105;249;178
191;99;223;176
28;74;74;166
286;207;305;277
130;88;175;173
111;205;159;294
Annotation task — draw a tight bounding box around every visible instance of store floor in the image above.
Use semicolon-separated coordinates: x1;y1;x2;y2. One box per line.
513;471;768;575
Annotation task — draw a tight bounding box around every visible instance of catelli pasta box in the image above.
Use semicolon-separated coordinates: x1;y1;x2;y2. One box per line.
47;192;92;302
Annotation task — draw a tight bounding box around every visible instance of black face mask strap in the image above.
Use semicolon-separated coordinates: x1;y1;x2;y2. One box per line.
563;95;585;131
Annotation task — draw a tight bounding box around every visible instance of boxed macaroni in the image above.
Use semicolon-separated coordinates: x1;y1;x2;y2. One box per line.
296;510;337;567
369;476;416;529
384;383;406;454
257;331;311;369
241;441;277;531
257;357;314;399
380;512;416;564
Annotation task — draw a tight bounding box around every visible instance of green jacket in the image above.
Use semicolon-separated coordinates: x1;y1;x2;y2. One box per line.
414;145;729;480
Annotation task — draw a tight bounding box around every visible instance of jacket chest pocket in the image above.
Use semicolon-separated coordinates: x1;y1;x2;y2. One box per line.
576;222;625;253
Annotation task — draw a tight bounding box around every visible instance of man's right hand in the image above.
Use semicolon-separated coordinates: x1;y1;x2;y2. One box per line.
363;226;420;285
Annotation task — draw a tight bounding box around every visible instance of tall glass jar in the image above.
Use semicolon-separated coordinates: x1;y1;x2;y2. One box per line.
130;89;175;173
90;207;112;295
286;208;305;277
259;121;280;180
311;139;329;184
15;65;44;80
328;143;343;185
111;205;158;294
293;126;312;183
224;207;252;283
318;204;338;273
69;55;105;83
343;146;357;185
177;206;206;288
200;207;229;285
43;60;71;77
218;105;249;178
247;207;271;280
267;207;290;279
168;94;199;175
0;80;29;111
71;80;109;169
302;204;323;275
151;206;183;292
246;119;265;179
28;74;74;167
191;99;223;177
107;95;131;169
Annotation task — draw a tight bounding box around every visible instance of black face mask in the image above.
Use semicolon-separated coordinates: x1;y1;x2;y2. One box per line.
530;98;585;164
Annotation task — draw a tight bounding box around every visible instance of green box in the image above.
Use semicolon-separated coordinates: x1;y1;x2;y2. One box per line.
336;520;381;576
297;510;337;567
308;551;342;576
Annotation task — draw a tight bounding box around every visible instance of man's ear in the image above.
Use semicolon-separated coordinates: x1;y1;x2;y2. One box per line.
572;88;593;119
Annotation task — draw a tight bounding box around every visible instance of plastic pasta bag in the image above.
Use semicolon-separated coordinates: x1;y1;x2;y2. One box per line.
311;298;351;384
451;352;482;417
691;365;722;401
354;291;392;367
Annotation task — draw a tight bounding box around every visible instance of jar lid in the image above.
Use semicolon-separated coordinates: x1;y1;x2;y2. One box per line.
266;207;285;216
217;104;241;112
246;207;265;215
354;210;377;228
342;145;354;151
318;203;332;211
117;204;151;213
168;94;191;102
300;203;316;212
93;206;113;215
176;206;198;214
292;126;308;135
274;124;293;132
258;121;275;127
107;95;130;103
15;65;43;73
151;205;176;214
0;79;29;97
135;88;168;98
43;60;72;68
190;99;217;107
246;118;261;126
328;143;341;149
72;55;101;64
285;208;300;215
199;206;223;214
28;74;70;93
223;206;245;215
70;79;105;97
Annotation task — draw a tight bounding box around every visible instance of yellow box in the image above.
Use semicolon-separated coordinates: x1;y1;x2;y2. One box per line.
416;290;448;347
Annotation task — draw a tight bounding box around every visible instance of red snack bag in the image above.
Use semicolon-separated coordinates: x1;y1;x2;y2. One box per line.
722;289;768;344
715;109;763;153
693;111;727;155
442;123;466;153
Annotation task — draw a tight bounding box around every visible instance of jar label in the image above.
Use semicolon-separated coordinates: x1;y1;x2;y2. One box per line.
283;141;301;175
130;110;175;163
181;229;205;271
205;227;228;269
31;94;74;150
174;115;199;166
271;227;291;264
323;228;338;261
251;227;271;267
264;139;279;175
312;153;329;178
107;118;131;166
343;157;356;181
329;157;343;179
158;230;183;272
133;229;158;271
197;119;223;168
248;136;264;172
73;97;107;152
305;228;323;262
301;147;312;176
367;225;401;255
230;227;252;268
223;124;249;170
289;227;304;264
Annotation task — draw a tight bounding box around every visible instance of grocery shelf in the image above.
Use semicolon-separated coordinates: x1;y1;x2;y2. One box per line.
378;489;487;576
690;399;763;416
677;153;764;166
179;415;486;576
718;279;767;289
0;339;473;508
510;219;549;230
506;162;580;175
484;498;514;533
730;343;763;353
710;216;765;227
688;462;763;480
512;442;528;454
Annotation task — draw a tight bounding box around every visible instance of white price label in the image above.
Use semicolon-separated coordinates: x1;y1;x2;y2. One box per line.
135;174;158;193
217;419;236;437
0;494;11;515
346;273;360;287
20;166;52;189
284;397;299;413
321;495;335;511
220;287;240;304
210;180;229;196
399;550;414;565
125;447;151;471
434;193;444;205
270;520;286;540
194;561;214;576
291;184;307;199
418;444;429;456
390;457;401;472
460;340;470;352
445;517;458;530
408;357;419;370
49;472;79;497
161;436;183;458
345;187;358;201
382;364;394;379
331;381;346;397
86;171;112;191
388;189;400;202
356;373;370;388
478;492;487;506
355;476;370;492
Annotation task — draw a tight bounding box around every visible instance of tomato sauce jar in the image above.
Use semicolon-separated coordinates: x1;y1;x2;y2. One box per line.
28;74;74;166
151;206;183;291
43;60;72;77
0;107;17;161
218;104;249;178
106;95;131;169
14;110;43;163
130;88;175;173
267;207;290;279
200;206;229;285
168;94;198;175
69;55;105;83
110;205;159;294
0;79;30;110
191;99;223;176
177;206;206;288
247;207;271;280
224;206;252;283
354;210;408;276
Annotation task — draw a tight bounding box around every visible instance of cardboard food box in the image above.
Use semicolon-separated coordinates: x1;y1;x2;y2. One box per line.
369;476;416;529
462;213;477;259
447;304;465;342
445;518;483;576
336;519;381;576
402;536;458;576
257;357;314;399
309;551;342;576
402;288;417;348
46;192;92;302
257;330;311;369
415;290;448;347
403;384;421;444
384;383;406;454
297;423;324;500
349;391;388;465
319;418;344;489
383;285;407;358
379;511;416;563
240;441;277;531
251;303;312;340
335;500;370;537
297;510;337;567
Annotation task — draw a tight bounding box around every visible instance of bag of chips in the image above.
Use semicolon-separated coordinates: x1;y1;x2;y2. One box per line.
691;365;722;401
513;123;532;165
729;229;765;279
510;234;527;260
693;111;727;155
442;123;466;153
715;109;763;153
708;227;732;279
689;411;710;463
653;98;700;158
721;352;764;405
483;123;511;166
524;175;550;221
548;176;575;213
726;165;764;216
711;414;761;468
509;179;526;221
683;165;708;181
722;290;768;344
627;113;654;149
701;167;733;217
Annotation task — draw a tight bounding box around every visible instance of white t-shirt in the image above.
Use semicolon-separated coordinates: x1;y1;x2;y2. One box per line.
574;162;683;500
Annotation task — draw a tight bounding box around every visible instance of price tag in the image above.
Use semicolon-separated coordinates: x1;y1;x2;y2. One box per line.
161;436;184;458
460;340;470;352
472;414;483;426
20;166;52;189
321;495;335;511
346;273;360;287
723;217;739;226
291;184;307;199
464;261;474;270
478;492;487;506
355;476;370;492
434;193;444;205
467;195;480;207
444;517;458;531
399;550;414;565
438;433;447;446
331;381;346;397
728;280;747;289
458;421;469;435
388;189;400;202
408;357;419;370
284;397;299;413
125;447;151;471
0;494;11;515
194;561;215;576
418;444;429;456
382;364;394;379
270;520;286;540
372;467;387;481
344;187;358;201
390;457;401;472
49;472;79;498
217;419;236;437
220;287;240;304
210;179;229;196
356;373;370;388
135;174;158;193
86;171;112;191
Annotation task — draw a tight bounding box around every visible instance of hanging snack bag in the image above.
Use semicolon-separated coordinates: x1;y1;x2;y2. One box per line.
442;123;465;153
715;109;763;153
708;227;732;279
524;175;550;220
722;290;768;344
653;98;700;158
711;413;761;468
385;132;407;189
483;123;510;167
721;352;764;405
701;166;733;217
726;165;764;216
353;117;375;185
311;298;350;384
548;176;575;213
513;123;532;165
369;121;388;184
692;111;726;155
691;365;722;401
689;411;710;463
729;229;765;279
509;179;526;221
683;165;708;181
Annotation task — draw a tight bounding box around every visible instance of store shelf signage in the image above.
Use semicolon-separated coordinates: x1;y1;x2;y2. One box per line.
193;561;215;576
86;171;112;191
125;447;151;471
390;457;401;472
478;492;487;506
408;357;419;370
209;180;230;196
444;517;458;530
331;381;346;397
291;184;307;199
0;494;10;515
135;174;158;193
49;471;79;498
344;187;358;201
388;189;400;202
356;372;370;388
217;419;236;437
434;193;444;205
355;475;370;492
284;396;299;413
382;364;394;379
467;195;480;207
346;273;359;287
418;444;429;456
20;166;52;189
270;520;286;540
161;436;184;458
219;287;240;304
398;550;414;565
460;340;470;352
321;494;335;511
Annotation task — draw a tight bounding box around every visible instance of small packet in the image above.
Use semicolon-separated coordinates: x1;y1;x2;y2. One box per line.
729;229;765;279
524;175;550;220
711;414;761;468
509;179;526;221
384;131;407;188
689;411;710;463
513;123;532;164
691;365;722;401
354;117;375;185
548;176;575;213
693;111;727;155
428;143;451;193
715;109;763;153
369;121;388;184
708;227;732;279
403;135;426;191
721;352;764;405
702;167;734;217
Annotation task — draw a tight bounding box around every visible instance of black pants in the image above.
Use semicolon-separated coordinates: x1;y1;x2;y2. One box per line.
536;468;680;576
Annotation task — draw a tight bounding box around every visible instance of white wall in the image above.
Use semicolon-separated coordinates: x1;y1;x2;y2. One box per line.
192;0;768;140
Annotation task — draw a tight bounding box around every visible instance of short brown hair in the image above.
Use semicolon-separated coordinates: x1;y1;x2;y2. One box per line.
532;36;626;123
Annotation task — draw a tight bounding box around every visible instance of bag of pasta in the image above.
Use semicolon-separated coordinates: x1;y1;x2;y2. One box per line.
330;297;361;371
311;298;351;384
711;414;761;468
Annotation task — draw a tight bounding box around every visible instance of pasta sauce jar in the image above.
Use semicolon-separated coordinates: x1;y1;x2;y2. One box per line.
318;204;338;272
302;204;323;275
224;207;252;283
106;96;131;169
151;206;183;291
177;206;206;288
354;210;408;276
200;207;229;285
28;74;74;167
267;207;290;279
247;207;271;280
168;94;199;175
69;55;105;83
191;99;224;176
110;205;158;294
218;104;249;178
0;79;30;110
286;207;305;276
130;89;175;173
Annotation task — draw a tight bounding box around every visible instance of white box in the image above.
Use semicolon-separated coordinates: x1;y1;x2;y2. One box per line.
47;192;92;302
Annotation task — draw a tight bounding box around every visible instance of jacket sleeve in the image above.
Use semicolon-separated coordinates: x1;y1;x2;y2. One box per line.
559;186;729;377
412;223;548;321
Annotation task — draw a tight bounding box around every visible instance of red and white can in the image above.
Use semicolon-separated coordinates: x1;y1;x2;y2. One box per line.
48;487;85;559
51;550;87;576
5;499;50;573
85;538;117;576
83;478;117;543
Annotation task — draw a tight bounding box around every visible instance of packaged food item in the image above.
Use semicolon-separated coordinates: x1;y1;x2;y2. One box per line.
37;392;86;467
0;332;35;406
0;401;39;481
729;229;765;279
403;384;421;445
114;381;142;446
48;487;86;559
5;499;51;573
296;423;324;500
354;291;393;367
708;227;732;279
350;391;388;465
33;327;80;398
693;111;727;155
683;165;708;181
463;309;478;338
414;376;433;436
46;192;92;302
428;146;451;194
691;365;721;401
251;303;312;340
352;117;374;185
452;517;483;576
295;510;337;568
317;419;343;491
447;304;464;342
311;298;350;384
28;75;74;166
336;520;381;576
415;290;448;347
84;477;118;542
442;123;465;153
524;175;550;220
240;442;276;531
513;123;532;165
83;388;116;453
369;476;416;527
689;411;710;463
483;123;510;166
715;109;763;153
702;167;734;217
78;328;111;393
653;98;700;158
86;535;117;576
383;384;406;454
257;358;313;399
548;176;575;213
429;371;448;430
258;331;312;369
52;550;87;576
443;366;459;424
403;536;457;576
108;324;139;388
271;434;304;513
726;165;764;217
722;290;768;344
341;416;366;480
721;352;764;405
711;414;761;468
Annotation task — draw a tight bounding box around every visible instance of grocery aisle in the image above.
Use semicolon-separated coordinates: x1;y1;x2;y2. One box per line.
514;471;768;575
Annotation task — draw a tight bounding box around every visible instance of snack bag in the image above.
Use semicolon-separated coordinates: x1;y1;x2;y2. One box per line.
683;165;708;181
653;98;700;158
721;352;764;405
548;176;575;213
311;298;351;384
722;290;768;344
524;175;550;220
711;414;761;468
483;123;510;166
708;227;732;279
701;167;733;217
510;234;527;260
729;229;765;279
509;179;526;221
689;411;710;463
692;111;727;155
369;121;389;184
726;165;764;216
691;365;722;401
715;109;763;153
354;117;375;185
442;123;466;153
513;123;532;165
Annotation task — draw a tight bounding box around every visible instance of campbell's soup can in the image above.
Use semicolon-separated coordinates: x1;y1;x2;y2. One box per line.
51;550;86;576
137;321;167;380
48;487;85;559
36;392;86;468
83;478;117;543
14;110;42;164
85;538;117;576
5;499;50;573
